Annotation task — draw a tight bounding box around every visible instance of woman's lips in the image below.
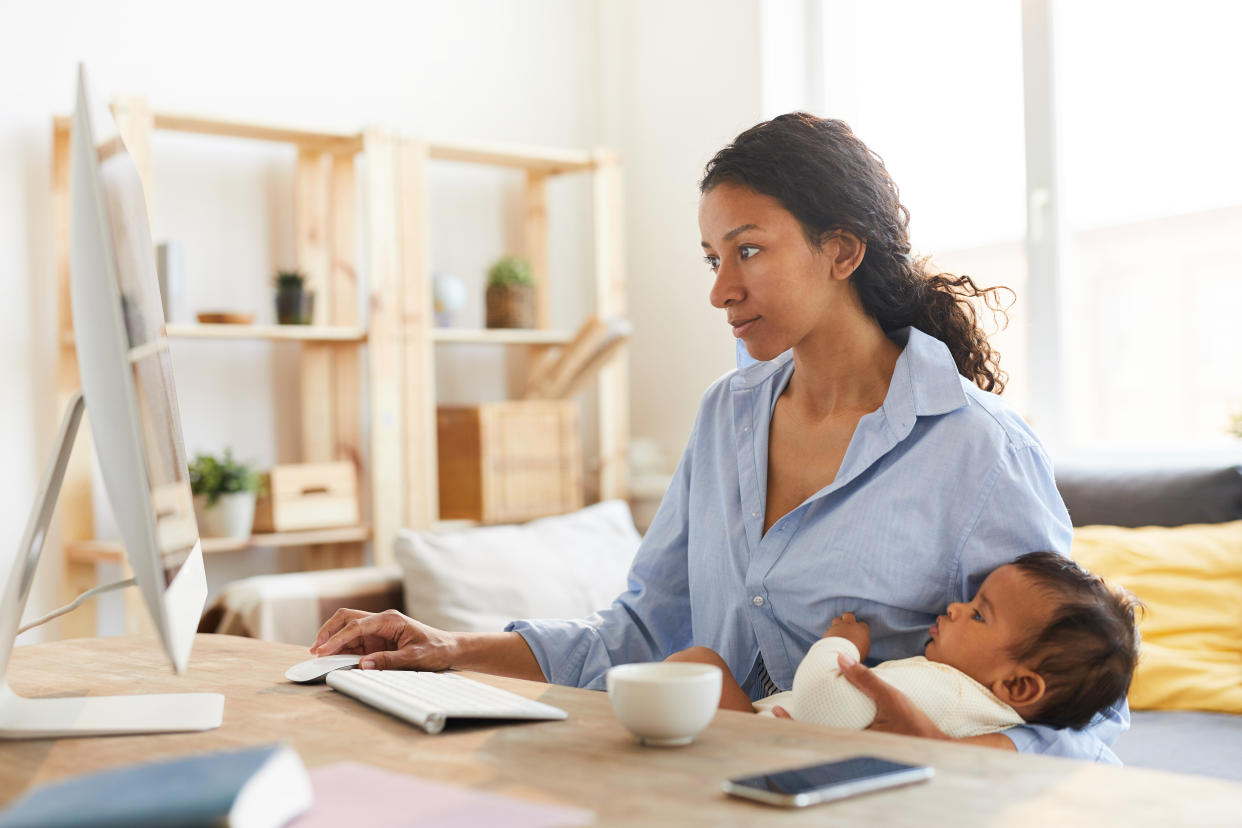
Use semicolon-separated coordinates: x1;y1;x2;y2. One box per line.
730;316;760;338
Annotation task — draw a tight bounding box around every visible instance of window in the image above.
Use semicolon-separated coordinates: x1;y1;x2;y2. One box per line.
1056;1;1242;451
820;0;1029;411
819;0;1242;455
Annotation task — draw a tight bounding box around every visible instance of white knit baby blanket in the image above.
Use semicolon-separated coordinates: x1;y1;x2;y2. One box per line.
753;637;1025;738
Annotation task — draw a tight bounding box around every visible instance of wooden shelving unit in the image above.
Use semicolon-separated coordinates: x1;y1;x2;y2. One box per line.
51;99;629;637
66;526;371;562
431;328;576;345
165;324;368;342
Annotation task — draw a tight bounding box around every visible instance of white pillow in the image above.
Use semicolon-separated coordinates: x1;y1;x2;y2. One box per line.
393;500;641;632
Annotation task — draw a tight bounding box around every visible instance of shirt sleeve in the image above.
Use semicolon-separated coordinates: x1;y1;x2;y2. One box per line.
955;441;1127;762
1001;698;1128;764
954;442;1073;598
505;412;700;690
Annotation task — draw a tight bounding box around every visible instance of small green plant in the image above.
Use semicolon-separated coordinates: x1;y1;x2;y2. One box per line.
486;256;535;287
188;449;262;506
1231;411;1242;440
273;270;305;291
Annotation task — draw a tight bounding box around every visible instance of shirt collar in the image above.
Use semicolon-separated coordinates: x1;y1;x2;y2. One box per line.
881;327;970;435
728;349;794;393
727;326;969;423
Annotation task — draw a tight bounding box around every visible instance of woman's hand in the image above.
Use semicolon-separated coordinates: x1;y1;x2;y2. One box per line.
835;652;949;740
311;608;460;671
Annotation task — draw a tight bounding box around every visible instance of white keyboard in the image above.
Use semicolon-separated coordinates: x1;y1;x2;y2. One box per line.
325;669;568;734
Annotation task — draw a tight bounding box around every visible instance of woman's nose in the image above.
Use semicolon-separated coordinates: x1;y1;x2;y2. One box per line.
709;262;744;309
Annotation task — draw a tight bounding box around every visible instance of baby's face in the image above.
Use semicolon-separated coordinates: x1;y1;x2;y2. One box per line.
923;565;1050;688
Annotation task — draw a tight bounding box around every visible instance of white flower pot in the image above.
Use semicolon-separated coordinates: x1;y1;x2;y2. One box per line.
193;492;257;539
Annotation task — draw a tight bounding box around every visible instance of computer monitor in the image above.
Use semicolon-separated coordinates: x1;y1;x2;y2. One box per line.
0;66;223;738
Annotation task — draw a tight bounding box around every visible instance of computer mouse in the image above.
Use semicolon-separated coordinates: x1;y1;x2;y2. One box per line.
285;654;363;684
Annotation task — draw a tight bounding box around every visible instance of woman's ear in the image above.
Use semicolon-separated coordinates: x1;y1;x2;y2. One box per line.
823;231;866;281
991;668;1046;708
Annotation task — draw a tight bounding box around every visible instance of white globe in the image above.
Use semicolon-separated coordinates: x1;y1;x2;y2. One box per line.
432;272;468;324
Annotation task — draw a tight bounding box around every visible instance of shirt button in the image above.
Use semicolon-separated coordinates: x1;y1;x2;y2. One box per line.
743;426;750;432
752;595;765;607
751;511;758;518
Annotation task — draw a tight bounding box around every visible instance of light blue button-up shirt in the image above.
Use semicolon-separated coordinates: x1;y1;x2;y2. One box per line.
508;327;1128;762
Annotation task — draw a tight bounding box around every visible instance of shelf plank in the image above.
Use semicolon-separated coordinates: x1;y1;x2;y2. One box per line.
432;328;574;345
427;141;596;175
431;519;481;533
65;525;372;564
152;112;363;153
166;323;367;342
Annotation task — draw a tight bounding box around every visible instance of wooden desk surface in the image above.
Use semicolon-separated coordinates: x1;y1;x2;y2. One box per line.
2;635;1239;826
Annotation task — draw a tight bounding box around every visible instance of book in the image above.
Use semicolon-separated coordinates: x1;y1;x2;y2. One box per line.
290;762;593;828
0;742;311;828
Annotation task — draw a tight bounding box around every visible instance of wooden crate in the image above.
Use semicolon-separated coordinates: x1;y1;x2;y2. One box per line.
252;462;359;533
437;401;583;524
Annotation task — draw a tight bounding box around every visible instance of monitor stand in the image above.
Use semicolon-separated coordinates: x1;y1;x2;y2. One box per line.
0;391;223;738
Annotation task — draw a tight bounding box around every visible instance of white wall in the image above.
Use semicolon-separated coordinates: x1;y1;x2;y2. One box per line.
2;0;802;643
1;0;604;640
599;0;768;469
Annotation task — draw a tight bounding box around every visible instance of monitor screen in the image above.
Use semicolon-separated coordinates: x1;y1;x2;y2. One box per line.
85;90;198;584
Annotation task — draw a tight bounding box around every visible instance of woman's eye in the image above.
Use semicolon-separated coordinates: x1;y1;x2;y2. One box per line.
739;245;759;261
703;255;720;271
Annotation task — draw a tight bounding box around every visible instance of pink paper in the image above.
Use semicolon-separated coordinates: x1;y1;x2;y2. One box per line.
288;762;594;828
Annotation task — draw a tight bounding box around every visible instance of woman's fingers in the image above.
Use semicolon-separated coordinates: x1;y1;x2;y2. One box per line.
837;652;947;739
314;612;394;656
358;649;402;670
357;642;436;671
311;608;369;652
310;609;457;672
836;652;888;698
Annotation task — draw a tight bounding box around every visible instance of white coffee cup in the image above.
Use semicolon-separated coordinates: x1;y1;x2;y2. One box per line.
605;662;722;746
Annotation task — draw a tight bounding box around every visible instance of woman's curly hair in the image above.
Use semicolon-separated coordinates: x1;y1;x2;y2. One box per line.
700;113;1013;392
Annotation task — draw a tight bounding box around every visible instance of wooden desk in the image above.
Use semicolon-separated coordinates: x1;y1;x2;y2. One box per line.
2;635;1239;825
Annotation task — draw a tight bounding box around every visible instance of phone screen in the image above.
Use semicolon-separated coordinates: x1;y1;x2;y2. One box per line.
726;756;932;806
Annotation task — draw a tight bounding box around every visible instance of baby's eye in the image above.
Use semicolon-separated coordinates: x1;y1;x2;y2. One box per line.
739;245;759;261
703;254;720;272
971;609;985;622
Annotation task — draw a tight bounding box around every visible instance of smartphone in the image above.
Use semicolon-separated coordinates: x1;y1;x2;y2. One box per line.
723;756;933;808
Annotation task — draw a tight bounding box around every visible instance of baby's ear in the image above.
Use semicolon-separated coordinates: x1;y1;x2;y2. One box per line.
991;668;1046;708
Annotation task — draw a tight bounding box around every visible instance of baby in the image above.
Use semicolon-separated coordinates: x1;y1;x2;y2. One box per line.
669;551;1140;737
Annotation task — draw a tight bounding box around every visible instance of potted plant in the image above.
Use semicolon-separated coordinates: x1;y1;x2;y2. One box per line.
485;256;536;329
189;449;263;538
274;270;314;325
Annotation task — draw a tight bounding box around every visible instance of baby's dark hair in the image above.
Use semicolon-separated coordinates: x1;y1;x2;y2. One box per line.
1007;551;1141;730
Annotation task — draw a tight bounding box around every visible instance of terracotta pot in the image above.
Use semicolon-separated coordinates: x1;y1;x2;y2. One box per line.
485;284;535;329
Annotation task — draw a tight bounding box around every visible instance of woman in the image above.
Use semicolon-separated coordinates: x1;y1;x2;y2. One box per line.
312;113;1126;761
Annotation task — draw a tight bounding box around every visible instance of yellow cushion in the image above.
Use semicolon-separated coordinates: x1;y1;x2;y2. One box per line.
1071;521;1242;713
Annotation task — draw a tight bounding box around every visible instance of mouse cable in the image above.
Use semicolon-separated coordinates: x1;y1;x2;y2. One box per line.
18;577;137;634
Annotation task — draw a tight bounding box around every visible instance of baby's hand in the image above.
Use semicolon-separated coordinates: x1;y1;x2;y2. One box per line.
823;612;870;660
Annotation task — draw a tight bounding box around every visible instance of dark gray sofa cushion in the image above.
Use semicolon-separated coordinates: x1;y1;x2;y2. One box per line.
1113;711;1242;781
1055;465;1242;528
1054;464;1242;779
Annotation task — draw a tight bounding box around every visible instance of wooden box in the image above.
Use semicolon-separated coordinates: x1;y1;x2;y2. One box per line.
437;401;583;524
251;462;359;533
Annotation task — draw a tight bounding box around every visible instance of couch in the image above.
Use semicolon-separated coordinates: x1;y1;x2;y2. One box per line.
202;467;1242;781
1054;465;1242;781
